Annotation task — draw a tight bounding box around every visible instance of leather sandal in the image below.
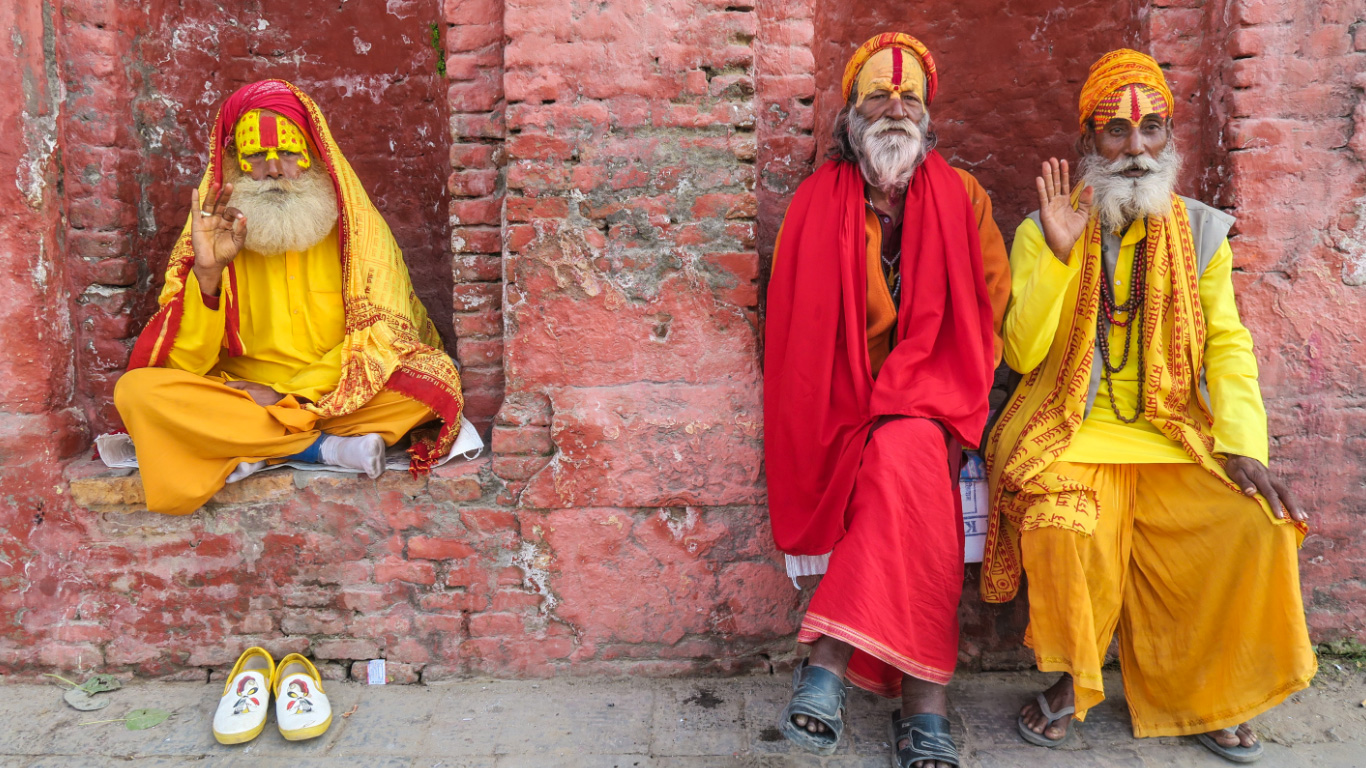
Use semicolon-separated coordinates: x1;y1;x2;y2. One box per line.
1196;725;1265;763
890;710;960;767
1016;691;1076;747
778;659;847;755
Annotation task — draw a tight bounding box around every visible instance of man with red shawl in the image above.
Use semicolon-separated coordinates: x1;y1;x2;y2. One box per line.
115;81;465;515
765;33;1010;768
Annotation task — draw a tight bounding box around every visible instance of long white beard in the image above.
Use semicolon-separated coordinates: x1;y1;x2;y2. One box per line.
224;162;339;255
1078;141;1182;233
849;109;931;195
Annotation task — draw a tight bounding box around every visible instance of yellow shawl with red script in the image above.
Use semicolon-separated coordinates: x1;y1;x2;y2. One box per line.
979;196;1304;603
129;81;464;472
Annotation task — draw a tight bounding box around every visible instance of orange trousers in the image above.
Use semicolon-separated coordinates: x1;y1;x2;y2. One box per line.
114;368;434;515
1021;461;1316;737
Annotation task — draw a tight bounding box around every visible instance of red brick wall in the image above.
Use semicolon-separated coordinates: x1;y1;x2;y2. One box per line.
1;0;1362;681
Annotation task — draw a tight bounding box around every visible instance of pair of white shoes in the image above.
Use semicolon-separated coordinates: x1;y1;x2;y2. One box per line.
213;647;333;744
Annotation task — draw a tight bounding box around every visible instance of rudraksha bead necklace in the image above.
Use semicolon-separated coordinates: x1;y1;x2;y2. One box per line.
1097;233;1149;423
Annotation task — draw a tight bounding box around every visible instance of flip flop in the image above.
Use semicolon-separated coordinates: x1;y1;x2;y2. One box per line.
1016;691;1076;747
778;659;847;755
890;709;960;767
1196;725;1265;763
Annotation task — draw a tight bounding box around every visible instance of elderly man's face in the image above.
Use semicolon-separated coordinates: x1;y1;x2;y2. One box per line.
855;87;925;128
1092;114;1172;174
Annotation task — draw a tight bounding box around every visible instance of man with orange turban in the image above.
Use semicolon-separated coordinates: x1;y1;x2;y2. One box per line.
765;32;1010;768
114;80;465;515
982;50;1314;763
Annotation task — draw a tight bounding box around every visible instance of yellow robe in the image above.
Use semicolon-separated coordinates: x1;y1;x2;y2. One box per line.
115;230;434;515
1000;214;1315;735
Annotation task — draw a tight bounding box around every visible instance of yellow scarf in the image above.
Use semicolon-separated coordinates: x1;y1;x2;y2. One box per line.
130;82;464;471
979;196;1301;602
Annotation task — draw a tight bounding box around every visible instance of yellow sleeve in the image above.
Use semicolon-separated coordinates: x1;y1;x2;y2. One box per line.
275;344;344;403
164;270;227;375
1002;218;1082;374
1200;239;1269;465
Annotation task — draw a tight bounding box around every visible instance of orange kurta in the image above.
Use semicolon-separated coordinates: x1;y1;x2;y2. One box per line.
775;167;1010;377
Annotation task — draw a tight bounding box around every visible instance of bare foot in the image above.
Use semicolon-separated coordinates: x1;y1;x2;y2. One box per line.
1207;722;1258;749
1019;673;1074;742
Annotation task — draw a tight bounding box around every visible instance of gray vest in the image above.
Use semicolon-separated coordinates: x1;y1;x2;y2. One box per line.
1025;196;1235;416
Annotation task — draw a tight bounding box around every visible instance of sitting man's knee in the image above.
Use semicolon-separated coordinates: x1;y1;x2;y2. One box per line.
113;368;161;414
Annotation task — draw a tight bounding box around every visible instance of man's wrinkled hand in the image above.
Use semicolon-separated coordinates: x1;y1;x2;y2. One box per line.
1036;158;1093;264
190;182;247;296
1224;454;1307;523
225;380;284;407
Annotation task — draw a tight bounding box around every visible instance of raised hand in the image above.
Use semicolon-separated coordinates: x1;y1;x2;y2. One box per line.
190;183;247;296
1035;158;1092;264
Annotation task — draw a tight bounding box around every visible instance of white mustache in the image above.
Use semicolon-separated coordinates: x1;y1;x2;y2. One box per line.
868;118;920;137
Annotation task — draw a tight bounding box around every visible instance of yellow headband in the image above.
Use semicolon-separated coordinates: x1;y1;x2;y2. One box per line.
234;109;311;172
854;46;926;107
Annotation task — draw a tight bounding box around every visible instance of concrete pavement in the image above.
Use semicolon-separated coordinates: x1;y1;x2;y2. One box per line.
3;666;1363;767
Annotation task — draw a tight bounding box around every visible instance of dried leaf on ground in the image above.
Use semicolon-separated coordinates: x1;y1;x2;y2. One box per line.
79;674;121;694
124;708;170;730
63;688;111;711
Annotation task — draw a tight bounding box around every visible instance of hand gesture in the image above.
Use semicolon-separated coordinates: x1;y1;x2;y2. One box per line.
1035;158;1092;264
225;381;284;407
190;183;246;295
1224;454;1307;523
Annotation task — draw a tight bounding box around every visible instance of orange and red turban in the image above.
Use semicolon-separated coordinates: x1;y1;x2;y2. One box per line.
1078;49;1173;132
841;33;938;106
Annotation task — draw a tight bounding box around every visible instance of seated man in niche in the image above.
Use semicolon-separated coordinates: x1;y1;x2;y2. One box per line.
116;79;464;515
983;50;1314;763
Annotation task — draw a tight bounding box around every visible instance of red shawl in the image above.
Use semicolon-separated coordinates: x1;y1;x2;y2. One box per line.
764;154;995;555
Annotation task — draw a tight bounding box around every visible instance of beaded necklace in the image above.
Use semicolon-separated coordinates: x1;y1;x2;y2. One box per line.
1096;231;1149;423
866;196;902;305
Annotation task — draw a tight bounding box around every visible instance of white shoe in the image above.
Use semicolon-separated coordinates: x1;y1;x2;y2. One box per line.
213;647;274;744
274;654;333;741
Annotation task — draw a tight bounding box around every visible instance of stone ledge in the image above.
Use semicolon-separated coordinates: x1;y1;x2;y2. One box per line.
64;452;491;513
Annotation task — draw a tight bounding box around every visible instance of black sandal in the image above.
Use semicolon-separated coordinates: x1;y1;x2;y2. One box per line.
778;659;847;755
889;710;960;767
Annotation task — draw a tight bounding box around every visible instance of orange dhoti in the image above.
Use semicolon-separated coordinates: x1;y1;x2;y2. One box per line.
1021;461;1317;736
114;368;435;515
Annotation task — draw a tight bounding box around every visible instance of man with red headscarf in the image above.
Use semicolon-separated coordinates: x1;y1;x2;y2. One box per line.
983;50;1314;763
765;33;1010;768
115;80;464;515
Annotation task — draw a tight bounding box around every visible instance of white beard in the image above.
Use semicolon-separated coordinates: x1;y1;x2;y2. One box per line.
1078;141;1182;233
849;108;931;196
224;161;339;255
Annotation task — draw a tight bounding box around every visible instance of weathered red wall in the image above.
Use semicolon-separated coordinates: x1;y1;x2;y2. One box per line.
0;0;1361;682
61;0;452;433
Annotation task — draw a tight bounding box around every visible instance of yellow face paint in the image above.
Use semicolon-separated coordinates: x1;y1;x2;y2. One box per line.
1090;82;1171;127
234;109;311;173
855;46;926;107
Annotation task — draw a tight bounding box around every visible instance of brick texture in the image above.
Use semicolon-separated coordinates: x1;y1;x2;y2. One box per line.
1;0;1362;684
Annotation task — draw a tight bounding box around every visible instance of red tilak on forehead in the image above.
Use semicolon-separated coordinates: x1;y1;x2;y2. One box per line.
259;114;279;148
891;47;903;89
1128;85;1142;123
